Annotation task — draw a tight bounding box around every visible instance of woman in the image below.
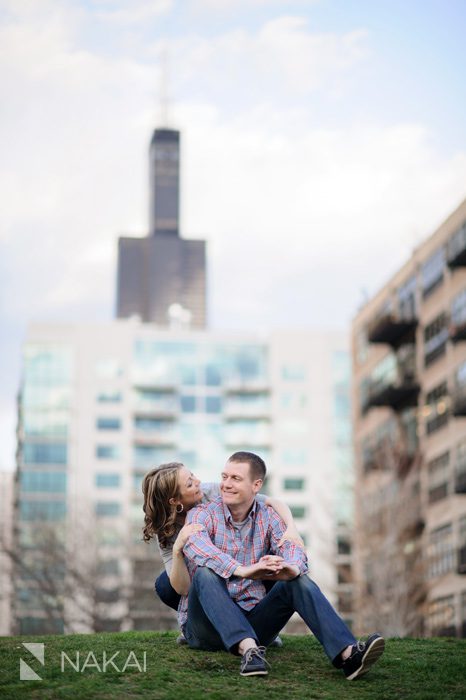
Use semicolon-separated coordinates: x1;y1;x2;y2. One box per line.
142;461;303;621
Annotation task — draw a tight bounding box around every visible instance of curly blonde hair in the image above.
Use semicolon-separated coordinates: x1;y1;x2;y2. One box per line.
142;462;184;547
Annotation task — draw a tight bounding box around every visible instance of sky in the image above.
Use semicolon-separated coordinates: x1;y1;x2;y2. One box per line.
1;0;466;470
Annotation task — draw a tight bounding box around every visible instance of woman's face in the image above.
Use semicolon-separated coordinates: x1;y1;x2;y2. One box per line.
177;467;203;510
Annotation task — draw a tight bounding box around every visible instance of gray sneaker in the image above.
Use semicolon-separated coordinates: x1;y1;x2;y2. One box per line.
240;646;268;676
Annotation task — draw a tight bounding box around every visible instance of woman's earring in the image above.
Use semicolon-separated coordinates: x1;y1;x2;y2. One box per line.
175;503;184;514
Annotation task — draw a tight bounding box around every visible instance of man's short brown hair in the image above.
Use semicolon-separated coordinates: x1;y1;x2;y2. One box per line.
228;451;266;481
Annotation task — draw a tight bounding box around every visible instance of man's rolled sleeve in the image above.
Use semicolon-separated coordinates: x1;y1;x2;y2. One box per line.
269;509;308;575
183;506;240;579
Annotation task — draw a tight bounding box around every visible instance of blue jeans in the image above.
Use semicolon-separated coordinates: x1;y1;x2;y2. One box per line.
155;570;181;611
184;567;356;664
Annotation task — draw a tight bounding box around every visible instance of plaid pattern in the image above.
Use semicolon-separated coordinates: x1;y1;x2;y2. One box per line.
179;497;308;626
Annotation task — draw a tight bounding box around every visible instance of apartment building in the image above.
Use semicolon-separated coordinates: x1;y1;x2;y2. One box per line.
352;197;466;637
13;321;353;634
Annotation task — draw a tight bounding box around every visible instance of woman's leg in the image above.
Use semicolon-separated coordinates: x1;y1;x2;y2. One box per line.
155;570;181;611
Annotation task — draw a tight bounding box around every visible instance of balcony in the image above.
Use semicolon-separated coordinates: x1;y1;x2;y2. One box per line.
368;313;418;348
458;545;466;574
449;320;466;343
363;372;420;414
223;381;269;395
451;386;466;417
454;468;466;494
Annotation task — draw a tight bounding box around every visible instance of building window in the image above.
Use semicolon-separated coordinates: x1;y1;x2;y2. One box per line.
97;559;120;576
447;220;466;264
427;595;455;637
95;473;121;488
281;365;306;382
428;524;454;578
289;505;307;519
451;288;466;328
281;448;307;465
97;391;122;403
181;395;196;413
20;500;67;521
205;364;222;386
96;445;120;460
424;312;448;366
20;617;64;635
422;248;445;299
397;275;418;319
283;478;305;491
133;445;172;468
23;442;67;465
427;452;450;503
20;471;67;493
205;396;222;414
425;382;449;435
96;417;121;430
134;417;172;433
95;502;121;517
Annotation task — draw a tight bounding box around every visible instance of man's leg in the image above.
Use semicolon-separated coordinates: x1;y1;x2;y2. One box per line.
184;567;259;653
247;575;356;663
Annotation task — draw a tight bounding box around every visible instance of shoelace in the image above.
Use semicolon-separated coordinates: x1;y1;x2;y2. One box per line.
243;646;270;667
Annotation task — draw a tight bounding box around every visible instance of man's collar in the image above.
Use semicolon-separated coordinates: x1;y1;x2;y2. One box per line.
222;497;258;523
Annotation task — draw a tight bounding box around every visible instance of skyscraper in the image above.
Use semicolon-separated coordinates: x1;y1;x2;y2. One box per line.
116;127;206;328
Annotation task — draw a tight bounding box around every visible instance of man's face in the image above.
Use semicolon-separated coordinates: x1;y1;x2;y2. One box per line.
220;460;262;509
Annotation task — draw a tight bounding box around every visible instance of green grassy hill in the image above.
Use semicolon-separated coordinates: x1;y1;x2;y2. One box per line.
1;631;465;700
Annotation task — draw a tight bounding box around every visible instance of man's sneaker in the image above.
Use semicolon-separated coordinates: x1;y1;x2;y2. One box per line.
269;635;283;648
240;646;269;676
176;633;188;645
342;634;385;680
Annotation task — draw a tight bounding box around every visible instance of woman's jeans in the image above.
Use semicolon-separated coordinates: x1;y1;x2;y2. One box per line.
155;570;181;611
183;567;356;664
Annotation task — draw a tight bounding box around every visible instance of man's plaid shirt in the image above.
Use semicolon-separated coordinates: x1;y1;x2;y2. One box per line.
178;497;308;627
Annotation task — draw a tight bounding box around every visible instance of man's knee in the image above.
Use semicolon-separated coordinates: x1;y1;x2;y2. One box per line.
192;566;221;588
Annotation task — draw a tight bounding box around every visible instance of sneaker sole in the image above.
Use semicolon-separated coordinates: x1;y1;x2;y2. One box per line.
240;670;268;676
346;637;385;681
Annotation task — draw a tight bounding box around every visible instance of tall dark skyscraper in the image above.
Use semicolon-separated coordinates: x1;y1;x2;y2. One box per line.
116;127;207;328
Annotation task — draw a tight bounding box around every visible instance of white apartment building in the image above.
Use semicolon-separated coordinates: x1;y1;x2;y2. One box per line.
13;321;353;634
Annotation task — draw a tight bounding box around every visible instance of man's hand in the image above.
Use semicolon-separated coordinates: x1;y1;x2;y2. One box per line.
234;555;283;580
278;526;304;548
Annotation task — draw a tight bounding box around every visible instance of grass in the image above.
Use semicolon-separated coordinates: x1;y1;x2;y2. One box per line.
0;631;465;700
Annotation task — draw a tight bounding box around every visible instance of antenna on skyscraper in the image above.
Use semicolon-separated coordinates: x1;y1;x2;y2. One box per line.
159;48;171;126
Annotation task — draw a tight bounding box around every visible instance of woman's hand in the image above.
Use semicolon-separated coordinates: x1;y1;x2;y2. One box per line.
172;523;203;555
278;527;304;548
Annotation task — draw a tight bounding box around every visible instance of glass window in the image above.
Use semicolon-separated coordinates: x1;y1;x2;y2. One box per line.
283;478;305;490
455;360;466;388
95;473;121;488
20;500;66;521
447;220;466;263
20;617;64;634
23;345;72;386
451;288;466;327
96;417;121;431
95;502;121;517
95;358;123;379
421;248;445;299
181;396;196;413
96;445;120;460
281;365;306;382
290;505;307;519
424;312;448;366
97;559;120;576
133;445;172;468
356;328;368;366
427;595;455;636
205;364;222;386
23;442;67;465
281;448;307;465
428;524;454;578
397;275;417;319
96;391;122;403
205;396;222;414
20;471;67;493
425;381;449;435
427;452;450;503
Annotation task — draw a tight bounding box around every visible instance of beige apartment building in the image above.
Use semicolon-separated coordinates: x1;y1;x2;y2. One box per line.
352;197;466;638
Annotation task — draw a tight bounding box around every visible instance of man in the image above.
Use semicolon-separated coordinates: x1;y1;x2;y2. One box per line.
181;451;385;678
